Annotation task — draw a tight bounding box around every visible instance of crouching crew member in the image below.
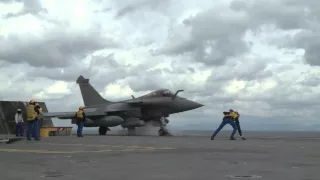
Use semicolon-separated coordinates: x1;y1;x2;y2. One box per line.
26;100;41;140
15;109;24;137
211;109;238;140
234;111;246;140
76;106;86;137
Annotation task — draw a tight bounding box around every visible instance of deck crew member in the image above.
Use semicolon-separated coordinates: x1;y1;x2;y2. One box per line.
211;109;238;140
34;103;43;137
35;103;43;117
26;100;41;140
75;106;86;137
15;109;24;137
234;111;246;140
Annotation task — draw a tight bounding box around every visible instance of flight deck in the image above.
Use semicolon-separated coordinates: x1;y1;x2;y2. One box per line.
0;134;319;180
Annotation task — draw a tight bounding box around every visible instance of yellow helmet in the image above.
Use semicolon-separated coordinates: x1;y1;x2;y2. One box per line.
79;106;84;110
35;103;40;106
29;99;35;104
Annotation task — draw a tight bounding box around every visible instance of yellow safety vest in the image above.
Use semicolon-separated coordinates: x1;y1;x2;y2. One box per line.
76;110;83;118
224;112;238;120
26;105;37;121
230;112;238;120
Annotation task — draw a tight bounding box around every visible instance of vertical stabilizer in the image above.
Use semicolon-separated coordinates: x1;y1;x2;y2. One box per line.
76;75;110;106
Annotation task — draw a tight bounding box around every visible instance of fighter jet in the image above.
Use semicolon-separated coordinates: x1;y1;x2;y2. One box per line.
43;75;203;136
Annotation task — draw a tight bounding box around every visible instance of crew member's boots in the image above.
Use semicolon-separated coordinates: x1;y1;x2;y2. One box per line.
210;135;215;140
241;136;246;140
230;136;236;140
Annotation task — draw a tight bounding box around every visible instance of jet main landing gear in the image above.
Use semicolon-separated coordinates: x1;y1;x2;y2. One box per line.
127;127;136;136
98;126;110;135
158;128;172;136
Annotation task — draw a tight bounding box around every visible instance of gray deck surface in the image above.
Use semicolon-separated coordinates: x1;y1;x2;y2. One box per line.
0;133;319;180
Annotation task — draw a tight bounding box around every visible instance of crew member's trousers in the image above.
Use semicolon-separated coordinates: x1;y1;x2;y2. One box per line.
27;119;39;140
77;122;84;137
16;122;24;136
212;117;238;137
235;119;243;136
32;119;40;138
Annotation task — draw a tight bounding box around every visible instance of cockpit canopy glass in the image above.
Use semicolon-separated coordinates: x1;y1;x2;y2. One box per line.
162;89;174;97
144;89;174;97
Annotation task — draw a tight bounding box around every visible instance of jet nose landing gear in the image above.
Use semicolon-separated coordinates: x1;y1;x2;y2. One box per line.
158;128;172;136
158;116;172;136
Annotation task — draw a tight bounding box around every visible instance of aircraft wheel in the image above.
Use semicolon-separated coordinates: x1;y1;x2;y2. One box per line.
158;129;165;136
127;127;136;136
158;129;173;136
99;126;107;135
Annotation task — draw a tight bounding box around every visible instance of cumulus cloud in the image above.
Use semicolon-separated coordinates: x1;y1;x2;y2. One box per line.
1;0;320;132
0;27;118;68
230;0;320;66
1;0;47;18
155;5;251;66
112;0;172;18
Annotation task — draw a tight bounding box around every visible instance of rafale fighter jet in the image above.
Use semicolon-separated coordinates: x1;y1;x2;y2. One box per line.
43;75;203;136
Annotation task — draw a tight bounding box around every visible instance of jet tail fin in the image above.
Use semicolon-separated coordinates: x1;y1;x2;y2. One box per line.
76;75;111;106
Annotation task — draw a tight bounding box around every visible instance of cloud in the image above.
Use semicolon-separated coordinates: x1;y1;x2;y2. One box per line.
0;0;47;18
290;31;320;66
1;0;320;132
113;0;172;18
229;0;320;66
0;27;118;68
154;4;251;66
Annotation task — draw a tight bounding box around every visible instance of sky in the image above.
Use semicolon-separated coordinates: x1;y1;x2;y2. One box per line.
1;0;320;132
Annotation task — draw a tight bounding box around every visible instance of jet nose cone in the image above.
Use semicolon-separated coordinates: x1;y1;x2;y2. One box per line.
192;102;204;109
172;98;204;113
184;100;204;111
195;102;204;108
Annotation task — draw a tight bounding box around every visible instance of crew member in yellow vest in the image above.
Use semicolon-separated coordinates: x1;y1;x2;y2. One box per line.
35;103;42;115
26;99;41;140
75;106;86;137
234;111;246;140
211;109;238;140
33;103;43;138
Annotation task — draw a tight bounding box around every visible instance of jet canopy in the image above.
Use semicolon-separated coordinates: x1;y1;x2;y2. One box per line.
144;89;175;97
161;89;175;97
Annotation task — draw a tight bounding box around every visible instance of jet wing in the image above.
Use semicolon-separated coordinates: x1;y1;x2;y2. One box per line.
43;111;105;119
43;100;145;119
42;112;76;119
